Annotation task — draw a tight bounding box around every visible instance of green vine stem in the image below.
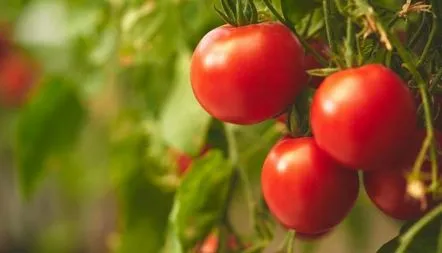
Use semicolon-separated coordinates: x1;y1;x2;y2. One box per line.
261;0;328;66
408;13;428;48
395;204;442;253
323;0;338;56
285;230;296;253
417;16;438;67
345;17;355;67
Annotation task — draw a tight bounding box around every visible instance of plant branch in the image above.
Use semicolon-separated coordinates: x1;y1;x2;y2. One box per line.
395;204;442;253
345;17;355;67
285;230;296;253
417;16;438;67
323;0;338;56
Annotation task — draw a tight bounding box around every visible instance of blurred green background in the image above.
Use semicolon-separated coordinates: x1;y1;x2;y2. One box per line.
0;0;411;253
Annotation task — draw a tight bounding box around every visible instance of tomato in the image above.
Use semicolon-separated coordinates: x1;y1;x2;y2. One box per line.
261;137;359;234
0;51;38;107
305;39;328;88
297;230;331;240
363;131;442;220
191;22;306;125
311;64;417;170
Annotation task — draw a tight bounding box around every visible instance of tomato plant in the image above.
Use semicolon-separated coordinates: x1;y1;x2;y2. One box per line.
311;64;417;170
1;0;442;253
261;137;359;234
191;22;306;124
364;131;442;220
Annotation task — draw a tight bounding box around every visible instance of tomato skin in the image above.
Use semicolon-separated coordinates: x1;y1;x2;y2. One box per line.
191;22;306;125
363;131;442;220
305;39;328;88
261;137;359;234
311;64;417;170
297;230;331;240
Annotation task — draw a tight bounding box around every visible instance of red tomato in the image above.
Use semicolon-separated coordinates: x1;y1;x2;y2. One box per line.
191;22;306;125
297;230;331;241
305;39;328;88
311;64;417;170
363;131;442;220
261;137;359;234
0;51;38;107
171;145;210;175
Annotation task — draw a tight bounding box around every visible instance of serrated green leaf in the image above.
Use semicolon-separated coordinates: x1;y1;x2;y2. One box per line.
160;50;211;156
171;151;234;251
15;76;85;198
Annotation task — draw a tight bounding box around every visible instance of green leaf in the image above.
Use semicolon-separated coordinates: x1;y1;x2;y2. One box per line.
159;50;211;156
171;151;234;251
111;119;174;253
280;0;320;23
15;76;85;198
378;213;442;253
307;67;339;77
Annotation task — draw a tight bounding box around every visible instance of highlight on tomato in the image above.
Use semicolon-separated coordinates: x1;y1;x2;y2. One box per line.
191;22;306;125
311;64;417;170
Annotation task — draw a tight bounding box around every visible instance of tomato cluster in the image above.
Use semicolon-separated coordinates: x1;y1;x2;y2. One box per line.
191;22;441;238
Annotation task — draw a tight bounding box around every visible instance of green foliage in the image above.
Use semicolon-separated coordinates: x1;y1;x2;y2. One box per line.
280;0;320;24
110;116;174;253
159;51;212;156
378;214;442;253
170;151;234;251
15;76;85;198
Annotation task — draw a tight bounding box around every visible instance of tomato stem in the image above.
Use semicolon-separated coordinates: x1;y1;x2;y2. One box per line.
345;17;355;68
395;204;442;253
323;0;338;58
285;230;296;253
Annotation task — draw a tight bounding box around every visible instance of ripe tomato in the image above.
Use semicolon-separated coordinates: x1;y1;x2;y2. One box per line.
0;51;38;107
261;137;359;234
363;131;442;220
305;39;328;88
191;22;306;125
297;230;331;240
311;64;417;170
